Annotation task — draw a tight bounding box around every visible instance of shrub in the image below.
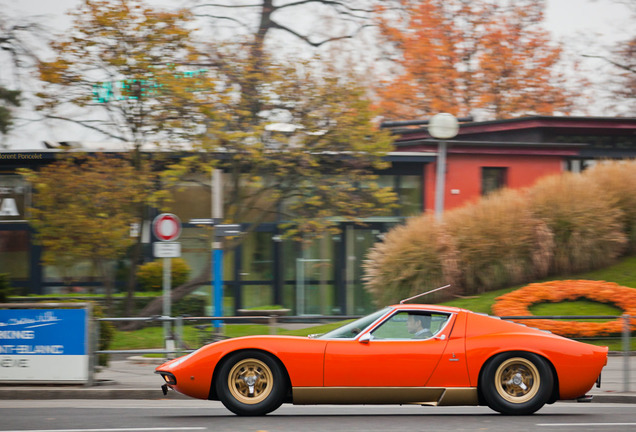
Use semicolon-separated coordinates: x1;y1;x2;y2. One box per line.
93;302;115;367
528;172;627;274
586;161;636;253
444;189;553;295
136;258;191;292
363;213;460;306
173;295;206;317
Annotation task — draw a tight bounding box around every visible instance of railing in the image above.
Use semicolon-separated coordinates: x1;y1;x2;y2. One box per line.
95;313;633;392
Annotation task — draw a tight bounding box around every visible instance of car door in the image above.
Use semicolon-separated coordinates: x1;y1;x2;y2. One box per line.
323;310;455;387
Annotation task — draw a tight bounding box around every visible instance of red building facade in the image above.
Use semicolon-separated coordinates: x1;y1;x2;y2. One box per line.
389;116;636;212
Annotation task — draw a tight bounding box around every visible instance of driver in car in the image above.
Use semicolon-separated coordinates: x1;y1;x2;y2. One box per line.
407;314;433;339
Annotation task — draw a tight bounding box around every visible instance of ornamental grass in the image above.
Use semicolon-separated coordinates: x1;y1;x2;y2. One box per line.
363;213;461;305
444;189;553;295
585;162;636;253
363;161;636;306
492;280;636;338
527;172;627;275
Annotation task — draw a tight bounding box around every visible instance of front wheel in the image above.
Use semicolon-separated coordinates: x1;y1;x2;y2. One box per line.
215;350;287;416
480;352;553;415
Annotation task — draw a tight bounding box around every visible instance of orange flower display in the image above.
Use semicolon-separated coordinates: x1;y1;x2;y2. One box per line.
492;280;636;338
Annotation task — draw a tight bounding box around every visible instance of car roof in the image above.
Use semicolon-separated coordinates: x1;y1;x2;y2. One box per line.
389;304;463;314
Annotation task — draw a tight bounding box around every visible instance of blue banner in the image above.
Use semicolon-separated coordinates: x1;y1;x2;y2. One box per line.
0;309;87;355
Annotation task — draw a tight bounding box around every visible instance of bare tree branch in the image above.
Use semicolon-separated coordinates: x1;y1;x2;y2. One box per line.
43;114;129;142
582;54;636;74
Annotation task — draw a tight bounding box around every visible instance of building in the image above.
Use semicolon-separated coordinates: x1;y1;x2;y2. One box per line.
389;116;636;212
1;116;635;315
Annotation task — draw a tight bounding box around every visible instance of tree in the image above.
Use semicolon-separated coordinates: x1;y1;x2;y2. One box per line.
583;1;635;115
32;0;396;324
190;0;378;54
18;153;151;309
374;0;582;120
133;47;398;322
606;37;636;114
36;0;211;152
0;86;20;135
0;8;46;143
36;0;218;314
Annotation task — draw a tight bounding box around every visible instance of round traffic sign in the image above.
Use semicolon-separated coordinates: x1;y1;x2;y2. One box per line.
153;213;182;241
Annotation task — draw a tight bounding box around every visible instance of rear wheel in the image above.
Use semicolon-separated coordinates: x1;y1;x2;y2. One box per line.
215;350;287;416
480;352;553;415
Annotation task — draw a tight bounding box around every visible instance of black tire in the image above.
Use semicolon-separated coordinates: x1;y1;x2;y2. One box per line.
480;351;554;415
215;350;287;416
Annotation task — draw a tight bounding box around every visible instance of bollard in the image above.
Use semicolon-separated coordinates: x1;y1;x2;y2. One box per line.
624;314;631;393
269;315;278;335
176;316;184;357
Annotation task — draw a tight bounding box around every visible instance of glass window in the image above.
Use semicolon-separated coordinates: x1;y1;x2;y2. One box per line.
0;230;29;279
377;174;423;217
240;284;274;309
293;236;335;315
397;175;423;216
242;231;274;281
482;167;508;196
371;311;450;340
317;307;390;339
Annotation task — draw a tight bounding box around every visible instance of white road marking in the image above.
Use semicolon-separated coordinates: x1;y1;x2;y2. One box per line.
1;428;206;432
537;423;636;427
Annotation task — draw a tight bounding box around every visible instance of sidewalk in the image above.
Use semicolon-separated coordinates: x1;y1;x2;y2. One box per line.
2;354;635;403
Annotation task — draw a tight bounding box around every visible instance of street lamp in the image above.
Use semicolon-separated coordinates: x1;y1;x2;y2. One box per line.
428;113;459;221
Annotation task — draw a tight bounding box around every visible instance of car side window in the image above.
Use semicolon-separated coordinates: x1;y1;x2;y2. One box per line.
371;311;450;341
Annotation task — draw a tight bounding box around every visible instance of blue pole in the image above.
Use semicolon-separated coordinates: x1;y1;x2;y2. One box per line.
213;247;223;331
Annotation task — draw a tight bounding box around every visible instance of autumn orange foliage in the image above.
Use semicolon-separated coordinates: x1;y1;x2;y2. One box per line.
374;0;582;120
492;280;636;338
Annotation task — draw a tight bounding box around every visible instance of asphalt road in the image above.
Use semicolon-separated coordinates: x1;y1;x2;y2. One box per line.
1;400;635;432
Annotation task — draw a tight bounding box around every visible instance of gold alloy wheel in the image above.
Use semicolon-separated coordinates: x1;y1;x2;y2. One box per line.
494;357;540;404
227;358;274;404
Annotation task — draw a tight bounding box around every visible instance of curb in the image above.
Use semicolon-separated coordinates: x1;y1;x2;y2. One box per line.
591;393;636;404
0;388;188;400
2;388;634;403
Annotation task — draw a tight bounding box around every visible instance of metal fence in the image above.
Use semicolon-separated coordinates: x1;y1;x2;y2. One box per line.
95;313;633;392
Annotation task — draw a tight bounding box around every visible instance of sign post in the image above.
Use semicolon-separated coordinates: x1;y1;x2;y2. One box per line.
152;213;181;356
212;224;241;332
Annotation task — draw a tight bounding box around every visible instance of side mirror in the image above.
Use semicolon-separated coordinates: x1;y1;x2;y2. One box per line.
359;333;373;344
434;334;447;341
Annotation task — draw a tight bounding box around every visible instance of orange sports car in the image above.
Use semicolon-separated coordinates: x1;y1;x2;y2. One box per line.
155;304;607;416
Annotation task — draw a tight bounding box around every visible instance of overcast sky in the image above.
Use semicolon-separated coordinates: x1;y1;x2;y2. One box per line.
1;0;633;150
6;0;629;43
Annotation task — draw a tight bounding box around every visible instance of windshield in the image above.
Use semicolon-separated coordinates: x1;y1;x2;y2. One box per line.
317;308;391;339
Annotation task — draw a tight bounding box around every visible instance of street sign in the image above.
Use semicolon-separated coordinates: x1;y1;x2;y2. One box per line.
215;224;241;238
153;242;181;258
0;307;90;383
153;213;182;241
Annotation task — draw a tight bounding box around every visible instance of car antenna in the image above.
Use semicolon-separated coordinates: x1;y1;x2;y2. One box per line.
400;284;451;304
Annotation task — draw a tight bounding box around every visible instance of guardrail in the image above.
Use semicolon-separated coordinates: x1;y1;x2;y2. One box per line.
95;313;633;392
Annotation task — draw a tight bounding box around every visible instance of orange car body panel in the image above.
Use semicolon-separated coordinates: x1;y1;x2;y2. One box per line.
158;336;328;398
156;304;608;403
463;313;608;399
